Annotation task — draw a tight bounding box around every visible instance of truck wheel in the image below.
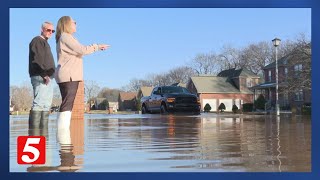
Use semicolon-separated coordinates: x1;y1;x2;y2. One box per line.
160;104;168;115
194;111;200;115
142;106;147;114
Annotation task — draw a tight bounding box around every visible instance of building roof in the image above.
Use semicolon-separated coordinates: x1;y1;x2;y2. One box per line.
264;44;311;70
263;55;289;69
94;95;118;103
218;68;260;78
251;82;288;89
190;76;242;93
105;95;118;102
139;86;153;97
95;98;107;104
119;92;137;101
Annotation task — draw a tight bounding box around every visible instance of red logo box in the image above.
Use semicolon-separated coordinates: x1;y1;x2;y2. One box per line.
17;136;46;164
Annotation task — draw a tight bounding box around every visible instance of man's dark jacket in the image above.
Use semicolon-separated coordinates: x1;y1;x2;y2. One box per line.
29;36;55;78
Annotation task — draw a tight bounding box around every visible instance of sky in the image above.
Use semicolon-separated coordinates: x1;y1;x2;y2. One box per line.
9;8;311;89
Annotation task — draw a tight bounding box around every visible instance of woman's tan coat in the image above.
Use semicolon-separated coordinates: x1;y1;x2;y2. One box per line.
55;32;99;83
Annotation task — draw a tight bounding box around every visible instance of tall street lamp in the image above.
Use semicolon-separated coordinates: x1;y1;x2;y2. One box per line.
272;38;281;116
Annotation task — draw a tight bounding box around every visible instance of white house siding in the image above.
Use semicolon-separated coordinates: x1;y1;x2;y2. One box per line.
235;99;242;109
219;99;233;112
109;102;119;111
202;99;217;112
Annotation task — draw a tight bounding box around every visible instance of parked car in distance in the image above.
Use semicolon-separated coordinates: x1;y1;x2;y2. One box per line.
50;106;60;113
141;86;200;115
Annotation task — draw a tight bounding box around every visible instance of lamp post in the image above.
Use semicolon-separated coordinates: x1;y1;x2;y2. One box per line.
272;38;281;116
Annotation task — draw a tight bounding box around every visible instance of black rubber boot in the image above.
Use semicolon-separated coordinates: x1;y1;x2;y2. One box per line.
40;111;50;137
28;110;42;136
40;111;49;129
29;110;42;128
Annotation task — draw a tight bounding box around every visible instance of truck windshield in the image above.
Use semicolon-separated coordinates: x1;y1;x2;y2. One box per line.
162;87;190;94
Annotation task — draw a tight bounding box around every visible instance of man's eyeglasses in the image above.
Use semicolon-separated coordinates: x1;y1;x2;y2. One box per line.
45;28;55;33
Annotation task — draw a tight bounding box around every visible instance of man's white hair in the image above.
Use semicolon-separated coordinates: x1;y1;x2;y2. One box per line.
41;21;53;29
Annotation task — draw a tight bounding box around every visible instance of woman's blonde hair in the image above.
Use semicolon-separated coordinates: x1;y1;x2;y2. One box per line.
55;16;73;43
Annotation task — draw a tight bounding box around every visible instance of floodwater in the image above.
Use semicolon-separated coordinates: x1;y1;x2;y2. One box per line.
10;113;311;172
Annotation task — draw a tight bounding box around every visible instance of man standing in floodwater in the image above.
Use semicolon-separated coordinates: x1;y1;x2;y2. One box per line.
28;21;56;134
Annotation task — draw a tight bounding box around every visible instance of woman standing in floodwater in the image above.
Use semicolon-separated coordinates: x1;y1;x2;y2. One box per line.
54;16;110;133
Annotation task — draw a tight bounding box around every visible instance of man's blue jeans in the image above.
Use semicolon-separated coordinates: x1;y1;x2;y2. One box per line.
30;75;53;111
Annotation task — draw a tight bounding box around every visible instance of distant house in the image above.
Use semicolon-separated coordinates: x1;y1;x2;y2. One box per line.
118;92;137;111
10;105;14;113
251;44;311;111
93;97;119;111
187;68;261;112
217;68;262;89
106;95;119;112
137;86;153;100
94;98;108;110
108;102;119;112
9;96;14;113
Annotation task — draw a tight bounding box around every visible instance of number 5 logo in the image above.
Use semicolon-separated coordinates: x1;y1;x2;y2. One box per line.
17;136;46;164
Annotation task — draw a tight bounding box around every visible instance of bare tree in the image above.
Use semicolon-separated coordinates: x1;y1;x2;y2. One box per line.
188;52;220;75
168;66;196;84
286;39;311;92
84;80;101;103
218;35;308;76
122;67;195;91
276;39;297;59
97;88;121;101
218;45;242;70
239;41;273;75
119;33;310;95
10;83;33;111
122;78;153;92
150;73;172;86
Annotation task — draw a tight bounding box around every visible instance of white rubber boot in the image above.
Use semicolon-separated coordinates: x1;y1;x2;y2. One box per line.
56;111;72;145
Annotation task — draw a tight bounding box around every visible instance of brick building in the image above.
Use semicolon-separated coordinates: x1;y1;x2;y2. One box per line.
251;44;311;111
118;92;137;111
187;68;261;112
137;86;153;100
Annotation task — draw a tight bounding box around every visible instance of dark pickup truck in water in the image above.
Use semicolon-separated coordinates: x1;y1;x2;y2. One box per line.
141;86;201;114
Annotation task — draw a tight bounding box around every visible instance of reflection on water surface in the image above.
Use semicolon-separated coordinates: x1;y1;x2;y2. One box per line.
10;113;311;172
